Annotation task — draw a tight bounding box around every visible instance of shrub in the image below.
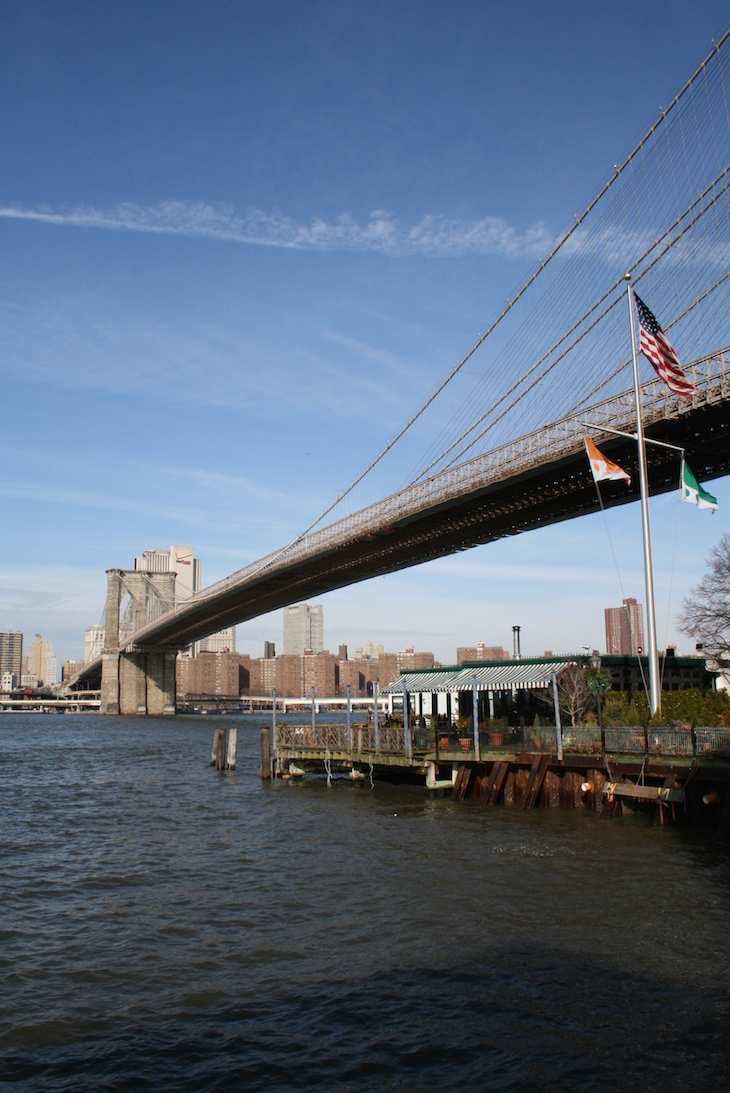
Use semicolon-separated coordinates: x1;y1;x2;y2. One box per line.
659;688;703;726
626;695;647;727
603;692;628;727
700;689;730;727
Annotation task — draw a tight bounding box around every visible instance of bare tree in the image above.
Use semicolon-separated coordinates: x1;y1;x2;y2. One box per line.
678;533;730;666
557;664;590;726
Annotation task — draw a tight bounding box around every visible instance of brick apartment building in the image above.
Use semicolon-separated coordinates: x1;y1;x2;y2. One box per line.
177;643;436;700
456;643;509;665
177;651;251;697
396;647;435;671
337;647;434;697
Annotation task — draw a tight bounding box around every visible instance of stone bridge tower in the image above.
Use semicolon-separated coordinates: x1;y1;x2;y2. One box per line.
100;569;179;716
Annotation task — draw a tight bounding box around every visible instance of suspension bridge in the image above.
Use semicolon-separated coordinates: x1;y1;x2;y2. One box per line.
71;32;730;714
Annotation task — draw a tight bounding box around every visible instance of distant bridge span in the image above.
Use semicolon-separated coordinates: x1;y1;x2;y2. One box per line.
75;351;729;691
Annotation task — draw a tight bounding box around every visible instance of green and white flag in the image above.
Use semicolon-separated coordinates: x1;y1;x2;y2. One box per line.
680;460;718;511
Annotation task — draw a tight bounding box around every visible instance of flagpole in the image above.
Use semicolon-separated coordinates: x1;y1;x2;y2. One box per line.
625;273;661;718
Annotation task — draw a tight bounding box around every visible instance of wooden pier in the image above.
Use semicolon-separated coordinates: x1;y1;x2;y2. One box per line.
269;722;730;833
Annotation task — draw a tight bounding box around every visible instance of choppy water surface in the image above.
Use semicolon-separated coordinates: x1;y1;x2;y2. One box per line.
1;714;730;1091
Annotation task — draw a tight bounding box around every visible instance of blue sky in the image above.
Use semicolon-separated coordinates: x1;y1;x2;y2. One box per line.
2;0;729;672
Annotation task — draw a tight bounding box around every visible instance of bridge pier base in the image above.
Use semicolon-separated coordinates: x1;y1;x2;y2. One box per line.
100;651;177;716
145;652;177;716
101;653;120;715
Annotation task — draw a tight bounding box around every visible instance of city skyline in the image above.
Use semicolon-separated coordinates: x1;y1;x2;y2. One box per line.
1;2;729;667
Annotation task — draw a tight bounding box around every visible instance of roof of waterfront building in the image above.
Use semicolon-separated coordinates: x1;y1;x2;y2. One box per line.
382;655;580;694
382;651;714;695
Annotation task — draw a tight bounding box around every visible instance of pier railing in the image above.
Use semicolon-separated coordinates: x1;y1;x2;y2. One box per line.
275;723;407;754
695;729;730;758
274;723;730;761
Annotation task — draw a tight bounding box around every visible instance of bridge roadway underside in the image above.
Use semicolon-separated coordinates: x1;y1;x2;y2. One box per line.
133;401;730;651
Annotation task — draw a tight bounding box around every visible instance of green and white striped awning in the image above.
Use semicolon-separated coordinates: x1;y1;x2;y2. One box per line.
382;658;577;694
383;669;462;693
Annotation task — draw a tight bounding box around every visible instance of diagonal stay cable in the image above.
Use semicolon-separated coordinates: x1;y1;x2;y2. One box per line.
405;167;730;487
302;31;730;535
426;181;730;479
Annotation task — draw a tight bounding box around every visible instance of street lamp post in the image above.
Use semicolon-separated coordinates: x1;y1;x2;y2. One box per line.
590;651;605;752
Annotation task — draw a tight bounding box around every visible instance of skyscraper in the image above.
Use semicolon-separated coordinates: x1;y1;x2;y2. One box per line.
605;598;645;656
27;634;57;686
199;627;236;653
0;631;23;678
85;625;105;663
283;603;324;655
135;545;201;600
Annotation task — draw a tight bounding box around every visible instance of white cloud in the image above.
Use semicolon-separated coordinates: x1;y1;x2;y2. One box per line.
0;200;554;259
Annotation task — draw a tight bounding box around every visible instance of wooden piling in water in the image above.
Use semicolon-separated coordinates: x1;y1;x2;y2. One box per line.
210;728;226;770
260;726;272;779
226;728;237;770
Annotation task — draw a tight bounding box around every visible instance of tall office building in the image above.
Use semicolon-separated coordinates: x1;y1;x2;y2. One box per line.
283;603;324;655
27;634;57;686
136;545;203;655
85;625;105;664
0;631;23;678
605;598;645;656
199;627;236;653
135;545;201;601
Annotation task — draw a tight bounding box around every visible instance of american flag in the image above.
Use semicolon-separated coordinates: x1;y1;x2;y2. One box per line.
634;292;695;397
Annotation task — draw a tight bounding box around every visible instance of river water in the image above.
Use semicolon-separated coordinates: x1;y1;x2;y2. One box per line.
1;714;730;1091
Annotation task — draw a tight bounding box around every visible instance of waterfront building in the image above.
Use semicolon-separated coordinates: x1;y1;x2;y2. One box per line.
62;661;82;682
27;634;57;686
1;671;16;692
0;631;23;678
283;603;324;655
605;598;645;656
603;649;711;692
84;625;105;664
21;673;37;689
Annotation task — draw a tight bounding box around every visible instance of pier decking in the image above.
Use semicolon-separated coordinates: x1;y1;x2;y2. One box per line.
271;722;730;830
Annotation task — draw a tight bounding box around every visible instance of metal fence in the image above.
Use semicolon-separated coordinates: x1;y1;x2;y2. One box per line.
646;728;695;757
694;729;730;758
274;723;730;761
558;727;603;754
275;724;349;751
274;723;407;754
603;728;647;754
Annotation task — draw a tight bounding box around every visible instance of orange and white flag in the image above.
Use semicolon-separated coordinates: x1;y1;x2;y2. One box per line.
584;436;631;485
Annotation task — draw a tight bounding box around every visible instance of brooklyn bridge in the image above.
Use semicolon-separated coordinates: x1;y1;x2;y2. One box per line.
70;32;730;714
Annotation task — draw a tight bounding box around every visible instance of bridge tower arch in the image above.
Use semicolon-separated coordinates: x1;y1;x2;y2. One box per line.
100;568;179;716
